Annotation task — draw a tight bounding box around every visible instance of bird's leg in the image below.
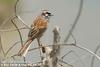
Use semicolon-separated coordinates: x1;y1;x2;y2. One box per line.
37;38;41;46
37;38;43;62
37;38;42;58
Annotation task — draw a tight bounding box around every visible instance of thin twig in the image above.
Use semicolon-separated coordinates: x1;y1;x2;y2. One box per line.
11;0;29;62
4;42;100;66
17;16;30;29
3;0;23;50
61;50;73;59
91;44;100;67
28;44;75;52
64;0;84;43
75;45;100;60
28;43;100;60
15;0;30;28
0;27;30;32
61;50;86;67
11;18;23;47
5;41;25;57
59;59;73;67
0;35;5;57
68;33;86;67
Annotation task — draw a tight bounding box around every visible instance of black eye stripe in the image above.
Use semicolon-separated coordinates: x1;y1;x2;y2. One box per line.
47;13;51;15
47;12;51;14
45;12;51;14
42;12;51;16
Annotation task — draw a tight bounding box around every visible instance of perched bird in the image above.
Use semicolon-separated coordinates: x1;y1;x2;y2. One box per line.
17;10;53;57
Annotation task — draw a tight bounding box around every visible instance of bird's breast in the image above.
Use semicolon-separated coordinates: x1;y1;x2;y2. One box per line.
33;17;48;29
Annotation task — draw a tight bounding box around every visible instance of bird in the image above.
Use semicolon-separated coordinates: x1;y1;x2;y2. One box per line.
17;10;53;57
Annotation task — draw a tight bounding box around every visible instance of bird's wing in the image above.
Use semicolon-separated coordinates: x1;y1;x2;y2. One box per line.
18;26;39;57
28;27;39;38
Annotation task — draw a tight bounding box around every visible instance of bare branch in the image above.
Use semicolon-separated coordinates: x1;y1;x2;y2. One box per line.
64;0;84;43
28;43;75;52
51;26;61;57
91;44;100;67
61;50;73;59
75;45;100;60
28;43;100;60
0;35;5;57
0;27;30;32
5;41;25;57
61;50;86;67
59;59;73;67
51;26;61;67
15;0;30;28
11;18;23;47
17;16;30;29
53;26;60;44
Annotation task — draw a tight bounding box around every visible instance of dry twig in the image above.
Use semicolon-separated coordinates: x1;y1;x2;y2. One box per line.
64;0;84;43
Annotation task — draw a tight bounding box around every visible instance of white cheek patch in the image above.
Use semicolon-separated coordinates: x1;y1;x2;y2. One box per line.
45;14;48;16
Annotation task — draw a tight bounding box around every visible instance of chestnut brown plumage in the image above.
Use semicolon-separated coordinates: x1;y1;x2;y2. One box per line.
18;10;53;57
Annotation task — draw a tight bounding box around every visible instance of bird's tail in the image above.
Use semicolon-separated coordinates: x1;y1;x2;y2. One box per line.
18;39;33;57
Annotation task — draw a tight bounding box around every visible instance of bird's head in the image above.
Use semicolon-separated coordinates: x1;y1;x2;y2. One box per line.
41;10;53;20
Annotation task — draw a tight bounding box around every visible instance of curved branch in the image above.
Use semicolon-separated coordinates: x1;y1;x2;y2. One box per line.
28;43;75;52
91;44;100;67
15;0;19;16
5;41;100;64
64;0;84;43
61;50;86;67
5;40;25;57
12;0;23;47
28;43;100;60
75;45;100;60
11;18;23;47
15;0;30;28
